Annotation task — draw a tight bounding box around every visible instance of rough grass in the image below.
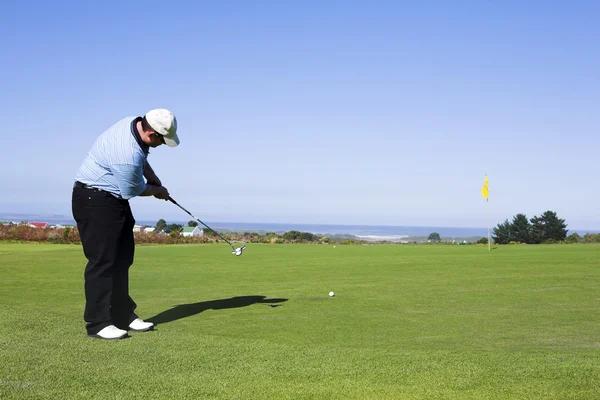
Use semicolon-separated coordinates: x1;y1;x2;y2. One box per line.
1;242;599;399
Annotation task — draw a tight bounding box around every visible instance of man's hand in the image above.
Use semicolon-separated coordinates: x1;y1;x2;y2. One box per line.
152;186;170;200
139;184;170;199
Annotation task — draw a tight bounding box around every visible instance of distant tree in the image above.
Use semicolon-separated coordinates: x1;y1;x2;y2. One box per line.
477;237;488;245
300;232;317;241
167;224;183;234
582;233;600;243
283;230;302;241
155;219;167;232
188;220;198;227
511;214;531;243
492;219;512;245
530;211;568;243
566;232;581;243
427;232;441;242
281;230;317;242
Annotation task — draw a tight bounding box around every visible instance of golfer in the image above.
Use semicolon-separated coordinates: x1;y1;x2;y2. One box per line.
72;109;180;340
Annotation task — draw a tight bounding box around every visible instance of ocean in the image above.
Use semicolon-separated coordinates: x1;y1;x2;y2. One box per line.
185;222;490;241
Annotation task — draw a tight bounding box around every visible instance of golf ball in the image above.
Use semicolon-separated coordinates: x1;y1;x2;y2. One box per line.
329;291;335;297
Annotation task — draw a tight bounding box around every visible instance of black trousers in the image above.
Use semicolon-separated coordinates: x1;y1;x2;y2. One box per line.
72;185;138;335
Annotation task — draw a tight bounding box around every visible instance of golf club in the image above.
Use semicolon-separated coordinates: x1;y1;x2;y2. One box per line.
168;196;246;256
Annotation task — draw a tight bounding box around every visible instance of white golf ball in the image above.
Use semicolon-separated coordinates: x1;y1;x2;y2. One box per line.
329;291;335;297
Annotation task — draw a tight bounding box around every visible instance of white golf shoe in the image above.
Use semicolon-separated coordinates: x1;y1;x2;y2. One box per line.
90;325;128;340
129;318;155;332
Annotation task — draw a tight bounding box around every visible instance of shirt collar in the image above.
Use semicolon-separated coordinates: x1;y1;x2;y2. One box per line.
130;117;149;155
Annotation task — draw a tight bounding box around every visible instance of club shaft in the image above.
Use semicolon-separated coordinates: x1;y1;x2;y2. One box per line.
168;197;234;248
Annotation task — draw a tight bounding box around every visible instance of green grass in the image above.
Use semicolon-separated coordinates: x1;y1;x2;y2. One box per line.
1;242;600;399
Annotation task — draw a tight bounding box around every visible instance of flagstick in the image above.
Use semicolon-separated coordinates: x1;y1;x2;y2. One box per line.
487;198;491;251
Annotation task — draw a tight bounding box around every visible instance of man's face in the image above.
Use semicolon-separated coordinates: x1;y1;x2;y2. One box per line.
149;132;165;148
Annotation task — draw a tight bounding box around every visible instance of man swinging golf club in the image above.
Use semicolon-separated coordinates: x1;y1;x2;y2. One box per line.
72;109;179;340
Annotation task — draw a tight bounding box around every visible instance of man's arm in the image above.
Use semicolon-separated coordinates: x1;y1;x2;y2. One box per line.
144;160;161;187
111;156;169;200
142;160;169;199
139;184;170;200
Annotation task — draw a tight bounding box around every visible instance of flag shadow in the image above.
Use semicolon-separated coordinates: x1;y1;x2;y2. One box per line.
147;296;288;325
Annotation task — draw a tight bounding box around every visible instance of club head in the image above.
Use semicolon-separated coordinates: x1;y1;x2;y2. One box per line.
232;246;246;256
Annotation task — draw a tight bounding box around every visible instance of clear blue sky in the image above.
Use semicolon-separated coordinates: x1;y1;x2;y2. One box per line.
1;1;598;229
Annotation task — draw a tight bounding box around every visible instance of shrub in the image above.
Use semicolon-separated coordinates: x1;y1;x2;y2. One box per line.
582;233;600;243
62;227;72;242
47;231;61;243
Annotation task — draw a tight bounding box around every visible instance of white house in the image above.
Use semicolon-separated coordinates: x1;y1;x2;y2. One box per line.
144;227;156;233
133;225;144;232
181;226;203;237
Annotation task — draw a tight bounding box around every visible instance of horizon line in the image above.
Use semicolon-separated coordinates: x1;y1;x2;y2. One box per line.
1;214;599;233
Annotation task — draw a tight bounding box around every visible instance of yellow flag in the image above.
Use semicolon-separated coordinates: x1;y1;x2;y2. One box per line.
481;175;489;199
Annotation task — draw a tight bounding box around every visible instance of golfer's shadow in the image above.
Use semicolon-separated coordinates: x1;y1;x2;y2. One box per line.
147;295;288;325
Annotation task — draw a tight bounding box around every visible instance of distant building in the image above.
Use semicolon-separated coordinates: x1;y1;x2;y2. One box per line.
144;227;156;233
29;222;48;228
181;226;203;237
133;225;145;232
0;221;12;226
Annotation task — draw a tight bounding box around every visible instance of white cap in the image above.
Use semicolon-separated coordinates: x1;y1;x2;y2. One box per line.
144;109;180;147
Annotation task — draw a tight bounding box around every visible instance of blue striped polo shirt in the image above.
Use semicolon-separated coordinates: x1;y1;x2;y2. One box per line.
75;117;149;200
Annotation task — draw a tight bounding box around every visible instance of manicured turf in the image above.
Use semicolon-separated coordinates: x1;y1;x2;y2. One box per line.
1;242;599;399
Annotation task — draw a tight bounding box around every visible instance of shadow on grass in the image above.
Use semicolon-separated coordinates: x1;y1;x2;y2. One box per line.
147;296;288;325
